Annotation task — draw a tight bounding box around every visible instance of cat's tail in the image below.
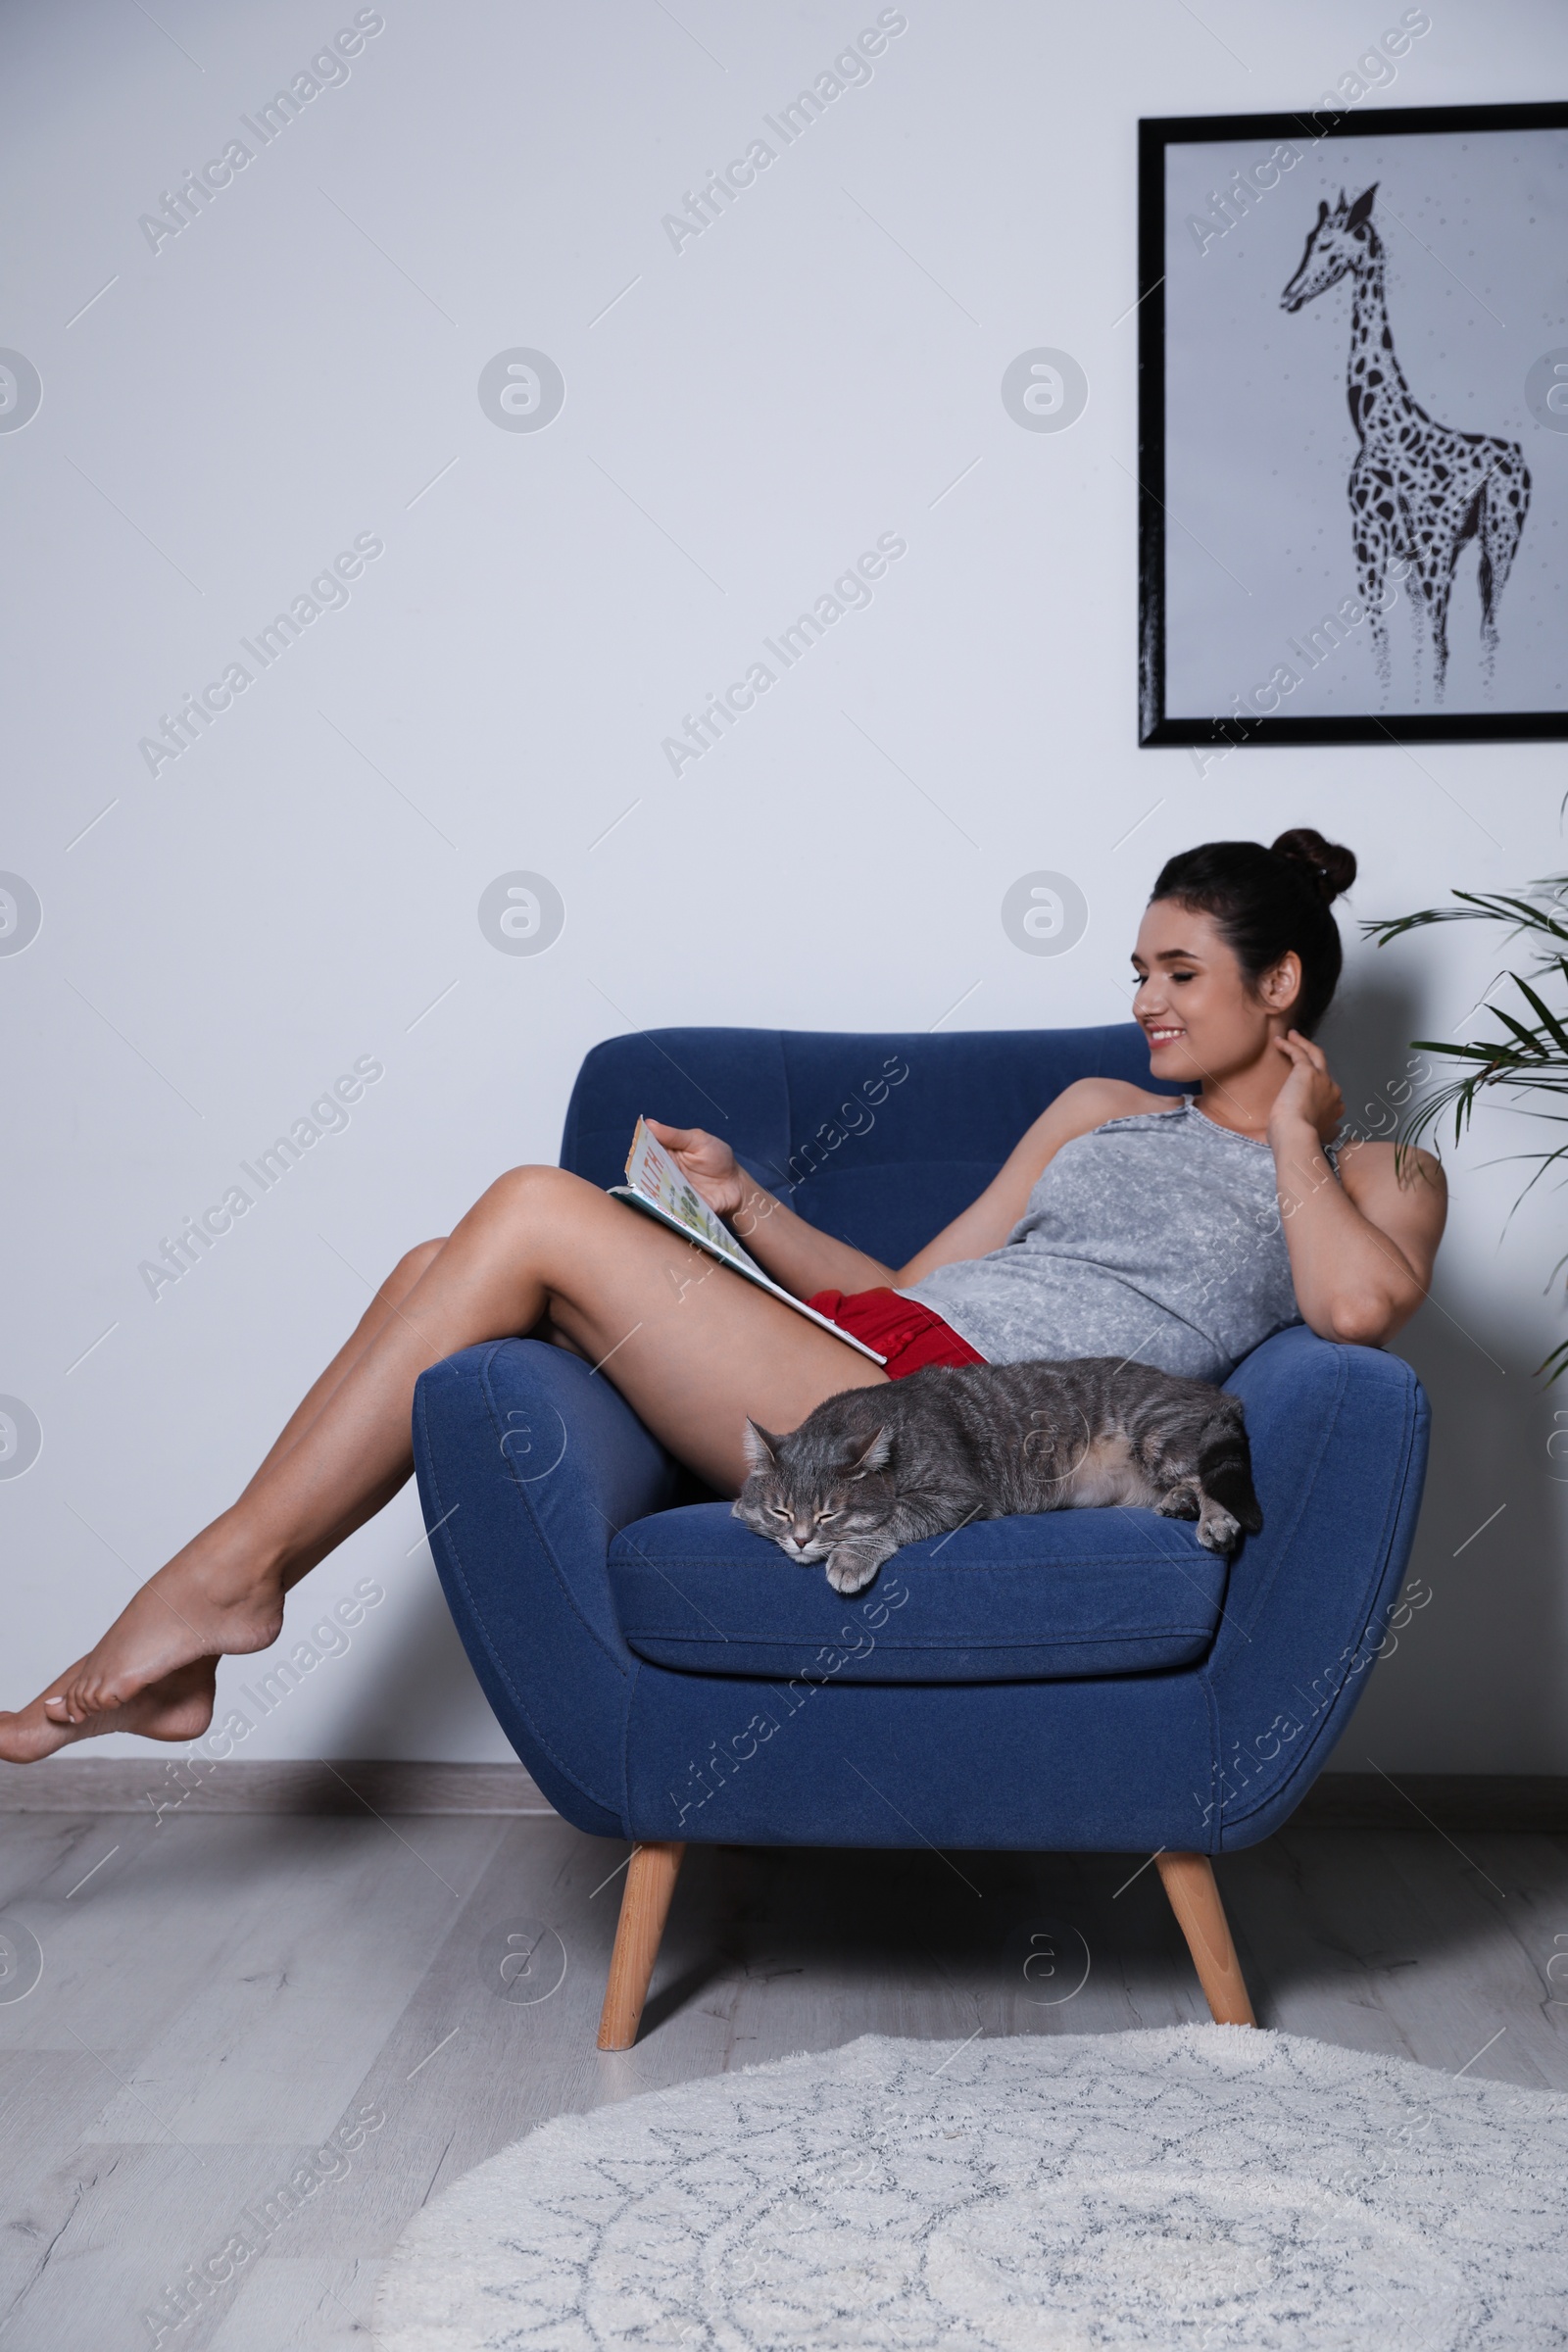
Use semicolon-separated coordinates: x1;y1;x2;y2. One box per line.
1197;1401;1264;1536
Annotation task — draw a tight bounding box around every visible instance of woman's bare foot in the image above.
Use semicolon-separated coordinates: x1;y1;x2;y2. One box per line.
0;1657;219;1762
39;1540;285;1730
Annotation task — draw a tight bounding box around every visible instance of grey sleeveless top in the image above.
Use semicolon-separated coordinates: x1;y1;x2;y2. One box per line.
900;1098;1309;1381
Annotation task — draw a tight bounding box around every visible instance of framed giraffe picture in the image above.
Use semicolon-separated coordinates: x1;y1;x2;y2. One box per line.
1138;96;1568;751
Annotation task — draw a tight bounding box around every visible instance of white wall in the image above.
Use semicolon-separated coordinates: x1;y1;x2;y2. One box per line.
4;0;1566;1770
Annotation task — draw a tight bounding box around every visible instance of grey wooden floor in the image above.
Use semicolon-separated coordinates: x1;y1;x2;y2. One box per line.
2;1806;1567;2349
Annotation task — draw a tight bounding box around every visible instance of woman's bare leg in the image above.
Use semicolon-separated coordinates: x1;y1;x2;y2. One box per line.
0;1243;452;1763
0;1170;883;1758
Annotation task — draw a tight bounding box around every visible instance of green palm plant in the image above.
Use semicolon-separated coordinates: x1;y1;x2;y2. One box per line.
1364;877;1568;1379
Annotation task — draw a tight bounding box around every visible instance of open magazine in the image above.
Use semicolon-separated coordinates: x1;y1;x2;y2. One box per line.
609;1117;887;1363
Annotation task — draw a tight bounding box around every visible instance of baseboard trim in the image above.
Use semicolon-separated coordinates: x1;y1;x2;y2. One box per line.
1291;1774;1568;1832
0;1758;557;1817
0;1762;1563;1830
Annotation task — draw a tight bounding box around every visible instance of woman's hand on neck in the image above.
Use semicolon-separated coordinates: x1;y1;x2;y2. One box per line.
1197;1022;1342;1144
1261;1030;1346;1149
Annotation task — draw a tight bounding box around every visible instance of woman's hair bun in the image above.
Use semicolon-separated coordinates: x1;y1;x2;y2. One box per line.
1270;826;1356;904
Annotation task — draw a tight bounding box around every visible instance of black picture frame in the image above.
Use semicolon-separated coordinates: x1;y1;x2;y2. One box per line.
1138;99;1568;750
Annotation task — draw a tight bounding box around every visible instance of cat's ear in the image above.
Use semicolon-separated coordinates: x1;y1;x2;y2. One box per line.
742;1420;780;1472
849;1427;892;1476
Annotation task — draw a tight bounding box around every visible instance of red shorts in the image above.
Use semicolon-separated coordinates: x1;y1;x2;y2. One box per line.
807;1287;986;1379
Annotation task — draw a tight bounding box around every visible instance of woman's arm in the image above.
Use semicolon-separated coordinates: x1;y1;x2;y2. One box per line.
1265;1033;1447;1347
650;1076;1155;1299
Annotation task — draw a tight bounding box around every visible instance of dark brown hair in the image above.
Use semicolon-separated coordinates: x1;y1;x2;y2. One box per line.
1151;827;1356;1035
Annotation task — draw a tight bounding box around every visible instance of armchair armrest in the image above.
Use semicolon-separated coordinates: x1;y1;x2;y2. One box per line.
412;1339;679;1836
1202;1325;1430;1850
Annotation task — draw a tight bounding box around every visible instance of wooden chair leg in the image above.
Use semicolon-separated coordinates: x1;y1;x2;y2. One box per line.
597;1841;685;2051
1155;1850;1256;2027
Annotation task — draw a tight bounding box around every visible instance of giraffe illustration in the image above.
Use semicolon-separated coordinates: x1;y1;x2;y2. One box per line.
1280;183;1530;701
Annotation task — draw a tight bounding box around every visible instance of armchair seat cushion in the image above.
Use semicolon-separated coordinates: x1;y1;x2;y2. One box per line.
608;1501;1230;1685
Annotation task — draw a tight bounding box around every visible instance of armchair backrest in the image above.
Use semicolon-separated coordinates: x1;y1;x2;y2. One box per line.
561;1022;1179;1268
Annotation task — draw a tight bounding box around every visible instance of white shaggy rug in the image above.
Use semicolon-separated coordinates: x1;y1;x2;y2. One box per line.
373;2028;1568;2350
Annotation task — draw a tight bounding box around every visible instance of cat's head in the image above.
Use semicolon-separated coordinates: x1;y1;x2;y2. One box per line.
732;1418;894;1562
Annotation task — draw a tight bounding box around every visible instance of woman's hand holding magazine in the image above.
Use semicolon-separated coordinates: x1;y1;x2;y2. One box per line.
642;1119;749;1218
610;1117;887;1362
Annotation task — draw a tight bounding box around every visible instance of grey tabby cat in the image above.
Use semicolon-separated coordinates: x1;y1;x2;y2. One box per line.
735;1358;1263;1595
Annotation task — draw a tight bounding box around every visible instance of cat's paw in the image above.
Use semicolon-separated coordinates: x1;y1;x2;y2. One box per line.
825;1547;885;1595
1197;1506;1242;1553
1154;1483;1200;1521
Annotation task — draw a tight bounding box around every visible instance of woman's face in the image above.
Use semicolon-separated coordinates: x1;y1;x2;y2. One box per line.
1131;899;1301;1084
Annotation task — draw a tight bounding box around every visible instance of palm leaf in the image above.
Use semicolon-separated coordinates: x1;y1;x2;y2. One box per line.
1511;975;1568;1059
1369;880;1568;1380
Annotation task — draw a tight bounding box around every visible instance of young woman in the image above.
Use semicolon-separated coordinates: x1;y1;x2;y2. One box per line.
0;826;1446;1761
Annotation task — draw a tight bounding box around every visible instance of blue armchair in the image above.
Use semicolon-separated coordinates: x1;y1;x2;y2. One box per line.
413;1023;1430;2046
